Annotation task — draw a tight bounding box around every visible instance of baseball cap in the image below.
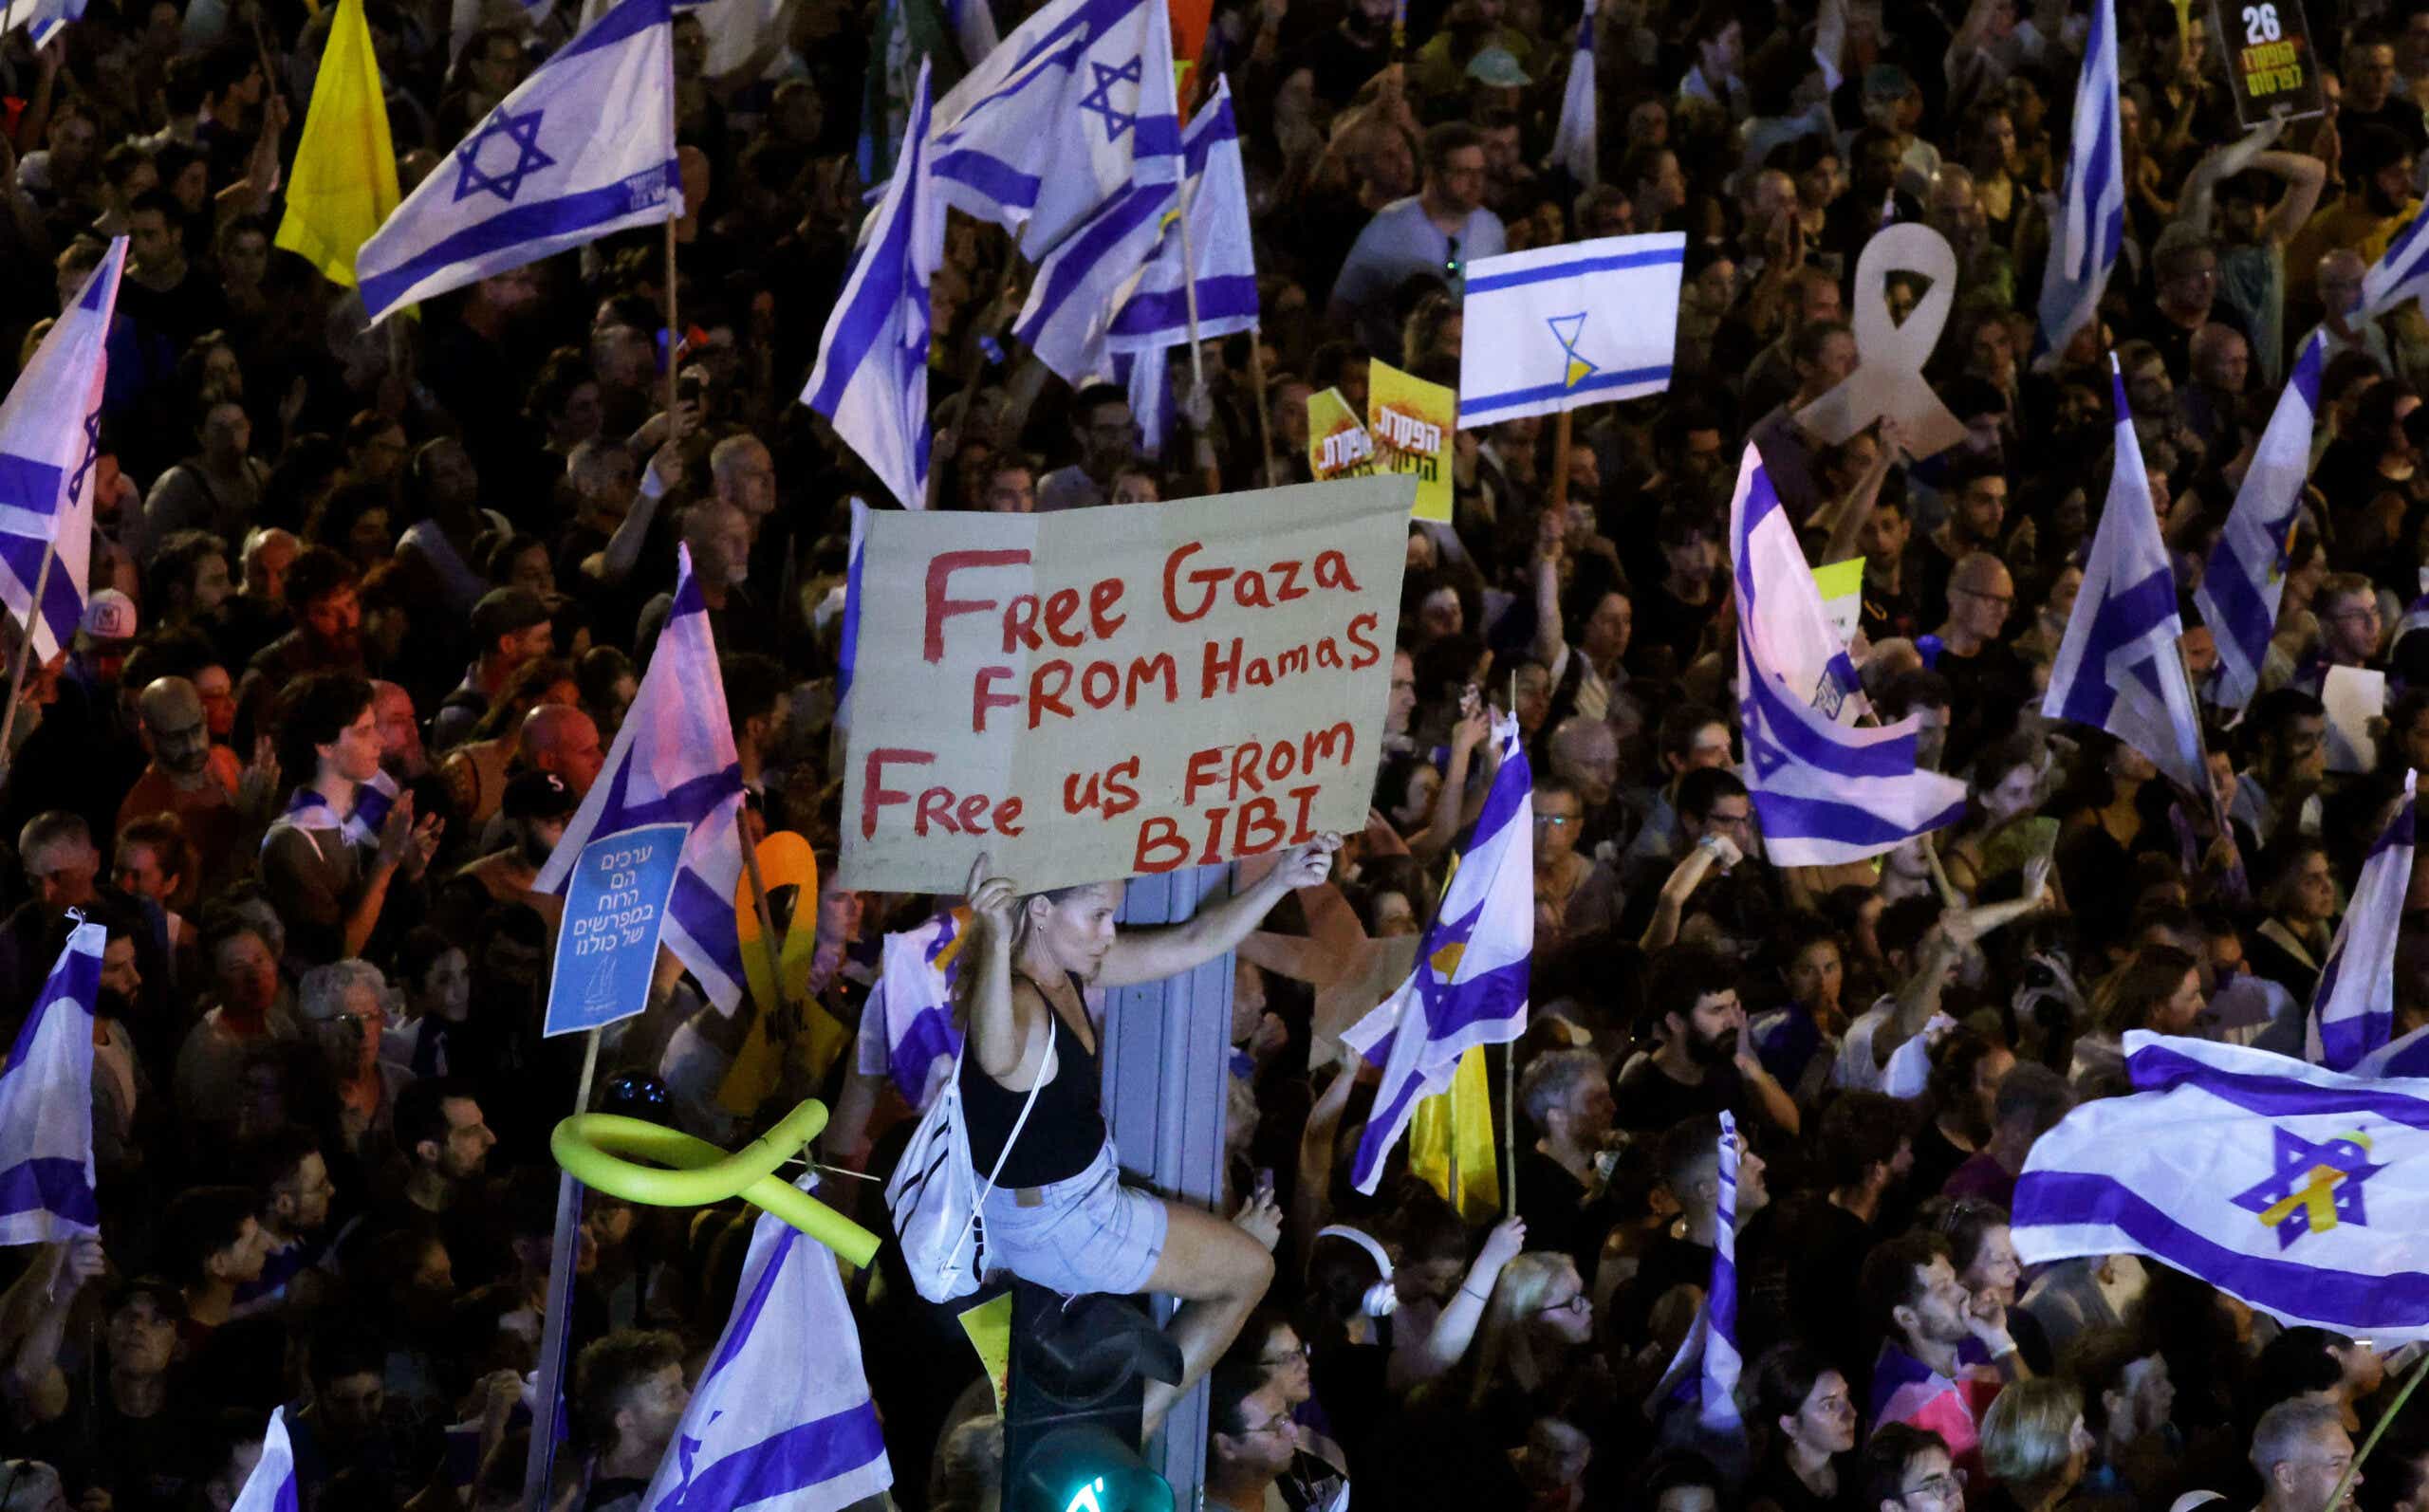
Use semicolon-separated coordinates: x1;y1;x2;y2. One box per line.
1863;63;1917;100
1465;46;1531;87
503;769;578;821
80;589;138;643
471;587;550;648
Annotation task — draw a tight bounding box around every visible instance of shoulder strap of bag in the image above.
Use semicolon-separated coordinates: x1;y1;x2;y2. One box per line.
945;1015;1058;1260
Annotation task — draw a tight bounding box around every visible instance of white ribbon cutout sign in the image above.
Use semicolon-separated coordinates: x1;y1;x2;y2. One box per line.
1794;222;1969;460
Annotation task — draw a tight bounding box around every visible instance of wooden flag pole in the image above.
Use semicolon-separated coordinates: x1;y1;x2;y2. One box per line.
1247;338;1279;486
1548;407;1573;518
0;540;58;770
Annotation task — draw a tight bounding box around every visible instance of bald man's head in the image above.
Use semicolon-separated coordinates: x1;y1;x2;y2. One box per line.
520;704;605;797
139;676;212;778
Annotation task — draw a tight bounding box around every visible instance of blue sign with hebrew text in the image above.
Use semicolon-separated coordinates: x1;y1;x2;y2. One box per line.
545;823;688;1037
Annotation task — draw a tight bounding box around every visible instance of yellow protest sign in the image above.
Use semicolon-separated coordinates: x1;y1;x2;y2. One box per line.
1368;359;1456;523
1307;387;1377;480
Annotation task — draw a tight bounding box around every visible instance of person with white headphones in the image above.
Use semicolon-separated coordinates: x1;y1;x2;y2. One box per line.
1311;1214;1529;1387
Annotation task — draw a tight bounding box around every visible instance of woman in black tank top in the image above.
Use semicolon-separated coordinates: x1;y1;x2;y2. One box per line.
958;838;1343;1434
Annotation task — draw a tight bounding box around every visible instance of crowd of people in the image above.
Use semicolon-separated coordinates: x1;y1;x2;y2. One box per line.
4;0;2429;1508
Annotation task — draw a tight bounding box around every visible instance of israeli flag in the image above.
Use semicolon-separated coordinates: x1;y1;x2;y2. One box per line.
1456;233;1683;426
644;1184;893;1512
1016;78;1256;384
2197;337;2319;710
1342;712;1531;1193
805;65;940;511
929;0;1181;258
1732;446;1968;864
2;0;84;46
2032;0;2121;361
0;238;121;662
1547;0;1595;187
1644;1114;1745;1433
2014;1033;2429;1340
354;0;681;323
834;498;870;741
856;910;970;1111
2308;772;2417;1073
230;1407;302;1512
2364;194;2429;320
0;920;102;1245
1703;1110;1743;1432
1103;79;1259;355
2041;370;2208;796
533;545;749;1011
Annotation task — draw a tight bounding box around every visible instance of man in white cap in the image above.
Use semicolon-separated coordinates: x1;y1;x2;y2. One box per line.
71;588;139;703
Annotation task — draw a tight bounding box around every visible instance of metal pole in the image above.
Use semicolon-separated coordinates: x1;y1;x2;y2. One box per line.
523;1026;603;1510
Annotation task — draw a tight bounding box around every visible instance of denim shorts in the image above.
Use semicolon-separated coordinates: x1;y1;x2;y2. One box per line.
978;1140;1169;1297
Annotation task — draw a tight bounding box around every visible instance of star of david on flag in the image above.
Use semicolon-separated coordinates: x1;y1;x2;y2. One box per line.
1343;711;1533;1193
2014;1034;2429;1340
454;108;557;201
2233;1128;2384;1248
354;0;681;323
1078;56;1142;141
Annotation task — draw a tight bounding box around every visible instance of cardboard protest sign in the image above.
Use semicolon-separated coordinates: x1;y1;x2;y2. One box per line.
2210;0;2323;124
1308;387;1377;480
839;478;1415;892
1795;223;1968;459
1369;359;1456;523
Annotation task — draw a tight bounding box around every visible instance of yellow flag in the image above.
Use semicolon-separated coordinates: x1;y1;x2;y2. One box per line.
274;0;399;286
1404;1044;1500;1219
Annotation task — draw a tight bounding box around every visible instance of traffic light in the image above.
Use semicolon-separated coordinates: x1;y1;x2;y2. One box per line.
1002;1282;1182;1512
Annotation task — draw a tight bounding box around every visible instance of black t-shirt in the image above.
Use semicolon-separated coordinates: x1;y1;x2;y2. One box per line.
1288;26;1392;110
1515;1148;1615;1279
1614;1055;1743;1134
1936;638;2033;773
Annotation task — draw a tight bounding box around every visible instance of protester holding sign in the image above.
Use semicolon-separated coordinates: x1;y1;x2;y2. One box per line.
961;834;1336;1432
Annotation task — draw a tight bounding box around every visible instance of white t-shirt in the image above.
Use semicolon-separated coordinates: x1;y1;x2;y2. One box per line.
1832;996;1954;1097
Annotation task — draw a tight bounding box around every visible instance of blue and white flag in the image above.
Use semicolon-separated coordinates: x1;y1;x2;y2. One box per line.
1732;445;1968;864
1015;78;1255;384
929;0;1181;258
354;0;681;323
533;545;748;1011
2197;336;2319;710
2032;0;2121;361
1643;1114;1746;1433
1456;233;1683;426
0;920;102;1245
1341;711;1531;1193
1103;80;1258;355
0;238;121;663
2308;771;2417;1073
835;498;870;741
2;0;85;46
1118;346;1174;458
1547;0;1595;187
643;1182;893;1512
2364;194;2429;321
2014;1032;2429;1340
855;910;970;1110
231;1407;301;1512
806;65;941;510
1702;1110;1743;1432
272;767;400;853
2041;371;2208;796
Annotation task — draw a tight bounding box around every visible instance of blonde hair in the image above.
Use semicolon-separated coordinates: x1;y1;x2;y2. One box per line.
1469;1252;1580;1411
1981;1377;2084;1485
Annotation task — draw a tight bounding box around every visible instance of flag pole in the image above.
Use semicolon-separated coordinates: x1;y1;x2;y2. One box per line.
0;540;58;768
1444;1060;1460;1216
523;1024;603;1510
2327;1348;2429;1512
1173;157;1207;396
1248;338;1278;485
1548;407;1573;518
1502;1042;1516;1217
